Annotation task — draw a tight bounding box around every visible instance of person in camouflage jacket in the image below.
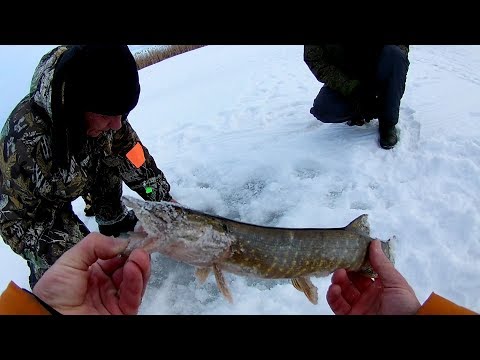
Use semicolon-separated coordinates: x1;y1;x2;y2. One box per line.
0;45;175;288
304;45;410;149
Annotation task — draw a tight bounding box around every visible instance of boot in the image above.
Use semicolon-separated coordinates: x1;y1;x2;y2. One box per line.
379;125;398;149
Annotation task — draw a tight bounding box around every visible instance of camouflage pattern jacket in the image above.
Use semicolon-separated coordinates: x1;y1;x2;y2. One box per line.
0;46;172;252
304;45;410;97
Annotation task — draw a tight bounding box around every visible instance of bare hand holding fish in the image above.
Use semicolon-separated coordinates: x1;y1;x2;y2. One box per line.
120;195;394;305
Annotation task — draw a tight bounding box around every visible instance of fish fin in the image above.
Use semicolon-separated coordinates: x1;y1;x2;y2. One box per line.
359;259;377;278
291;278;304;293
212;264;233;304
291;277;318;305
195;267;211;284
345;214;370;237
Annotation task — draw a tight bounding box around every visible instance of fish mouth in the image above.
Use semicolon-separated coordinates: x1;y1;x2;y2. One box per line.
121;231;154;255
122;195;142;209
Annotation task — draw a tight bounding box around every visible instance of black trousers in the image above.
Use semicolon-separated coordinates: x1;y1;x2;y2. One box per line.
310;45;409;128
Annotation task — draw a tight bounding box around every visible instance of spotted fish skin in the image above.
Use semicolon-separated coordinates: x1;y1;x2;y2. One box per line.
121;195;393;304
220;223;383;278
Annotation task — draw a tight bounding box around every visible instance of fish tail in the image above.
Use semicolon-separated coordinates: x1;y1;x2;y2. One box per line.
360;238;395;278
383;235;396;265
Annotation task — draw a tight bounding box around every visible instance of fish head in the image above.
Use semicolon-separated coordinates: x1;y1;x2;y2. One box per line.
122;195;173;236
121;195;234;267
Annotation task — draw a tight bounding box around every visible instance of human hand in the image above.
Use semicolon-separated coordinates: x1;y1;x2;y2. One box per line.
32;232;151;315
326;240;421;315
350;83;379;122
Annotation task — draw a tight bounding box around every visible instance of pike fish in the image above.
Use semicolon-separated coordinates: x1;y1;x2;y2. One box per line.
121;195;394;305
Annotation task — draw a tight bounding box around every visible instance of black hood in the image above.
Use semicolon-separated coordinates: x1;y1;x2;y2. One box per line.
48;45;140;168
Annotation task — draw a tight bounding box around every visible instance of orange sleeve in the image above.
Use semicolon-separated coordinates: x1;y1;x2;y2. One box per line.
416;292;477;315
0;281;51;315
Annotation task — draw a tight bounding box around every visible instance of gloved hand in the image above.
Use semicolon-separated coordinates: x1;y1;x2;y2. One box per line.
83;193;94;217
98;210;139;237
350;82;379;122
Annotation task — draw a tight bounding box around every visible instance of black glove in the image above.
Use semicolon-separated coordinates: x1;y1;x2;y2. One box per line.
350;83;379;122
83;193;94;217
98;210;138;237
